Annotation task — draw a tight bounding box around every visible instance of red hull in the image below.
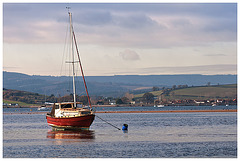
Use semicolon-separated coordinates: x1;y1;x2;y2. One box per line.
46;114;95;130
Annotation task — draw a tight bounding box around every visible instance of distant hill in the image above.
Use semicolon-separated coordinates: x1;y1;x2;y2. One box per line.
3;71;237;97
3;71;142;97
3;84;237;107
3;88;92;106
3;88;46;106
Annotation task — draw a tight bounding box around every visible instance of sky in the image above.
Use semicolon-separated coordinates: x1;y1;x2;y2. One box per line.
2;2;238;76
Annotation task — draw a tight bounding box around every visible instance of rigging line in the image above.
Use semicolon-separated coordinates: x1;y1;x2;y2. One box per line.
60;18;70;76
72;29;92;109
95;115;121;130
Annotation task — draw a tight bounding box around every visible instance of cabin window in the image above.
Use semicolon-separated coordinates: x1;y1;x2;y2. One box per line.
77;104;83;108
61;104;72;109
55;105;59;109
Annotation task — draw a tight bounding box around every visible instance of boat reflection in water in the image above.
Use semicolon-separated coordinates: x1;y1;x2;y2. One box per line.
47;129;95;140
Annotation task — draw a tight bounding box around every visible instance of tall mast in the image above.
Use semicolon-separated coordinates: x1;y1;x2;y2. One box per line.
69;11;77;108
67;8;92;109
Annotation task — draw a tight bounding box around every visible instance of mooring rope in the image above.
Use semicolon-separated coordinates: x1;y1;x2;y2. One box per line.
95;115;121;130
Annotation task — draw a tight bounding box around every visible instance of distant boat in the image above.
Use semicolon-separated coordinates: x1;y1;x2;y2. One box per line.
157;105;165;107
38;105;49;111
46;10;95;130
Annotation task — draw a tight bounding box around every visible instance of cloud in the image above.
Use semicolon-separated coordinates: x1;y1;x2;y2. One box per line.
114;13;160;30
102;64;237;75
204;54;226;57
3;3;237;47
74;5;237;48
119;49;140;61
3;66;21;70
75;10;113;26
139;64;237;75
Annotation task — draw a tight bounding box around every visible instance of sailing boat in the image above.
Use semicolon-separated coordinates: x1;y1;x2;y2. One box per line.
46;11;95;130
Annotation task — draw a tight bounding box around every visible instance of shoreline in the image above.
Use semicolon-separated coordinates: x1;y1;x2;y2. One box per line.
3;109;237;115
4;104;237;109
96;109;237;113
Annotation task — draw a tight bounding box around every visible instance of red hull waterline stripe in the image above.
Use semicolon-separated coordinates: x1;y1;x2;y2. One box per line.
46;114;95;130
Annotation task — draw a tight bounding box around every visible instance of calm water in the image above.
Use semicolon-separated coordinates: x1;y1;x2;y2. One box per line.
3;106;237;158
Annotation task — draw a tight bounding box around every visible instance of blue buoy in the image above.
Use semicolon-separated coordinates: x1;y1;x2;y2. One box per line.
122;124;128;131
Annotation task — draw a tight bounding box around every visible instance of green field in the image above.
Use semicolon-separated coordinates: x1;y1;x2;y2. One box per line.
3;99;37;107
169;84;237;99
134;84;237;100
